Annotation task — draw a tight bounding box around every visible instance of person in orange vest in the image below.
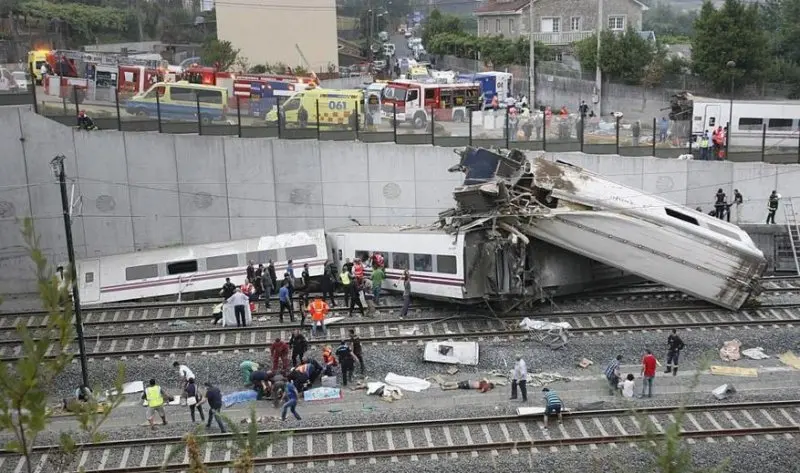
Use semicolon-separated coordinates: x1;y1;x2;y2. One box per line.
241;278;256;313
711;126;723;158
353;258;365;283
491;94;499;110
308;297;329;337
321;346;338;376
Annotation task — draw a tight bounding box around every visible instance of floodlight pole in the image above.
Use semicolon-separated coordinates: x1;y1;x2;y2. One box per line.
51;154;89;388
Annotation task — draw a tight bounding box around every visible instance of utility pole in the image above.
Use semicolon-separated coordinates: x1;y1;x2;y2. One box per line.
528;0;535;108
595;0;603;116
50;155;89;389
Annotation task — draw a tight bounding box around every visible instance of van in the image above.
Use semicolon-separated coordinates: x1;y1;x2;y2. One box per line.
125;81;228;123
265;88;364;130
28;50;48;84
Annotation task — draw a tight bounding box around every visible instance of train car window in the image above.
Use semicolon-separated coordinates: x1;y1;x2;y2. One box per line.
85;272;94;283
285;245;318;260
167;260;198;275
207;254;239;270
125;264;158;281
245;250;279;264
355;250;371;263
391;252;409;270
665;208;698;226
436;255;457;274
738;117;763;131
413;254;433;272
768;118;793;131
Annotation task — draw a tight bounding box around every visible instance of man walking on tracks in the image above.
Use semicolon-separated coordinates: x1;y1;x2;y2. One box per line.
665;329;685;376
226;287;249;327
204;382;227;433
510;355;528;402
142;378;170;430
308;297;330;337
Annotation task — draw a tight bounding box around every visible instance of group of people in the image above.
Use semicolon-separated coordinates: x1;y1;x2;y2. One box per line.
604;329;685;399
705;189;781;225
697;126;728;160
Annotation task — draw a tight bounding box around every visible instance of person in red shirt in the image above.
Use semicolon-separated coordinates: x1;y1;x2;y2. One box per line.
271;338;290;375
640;349;658;398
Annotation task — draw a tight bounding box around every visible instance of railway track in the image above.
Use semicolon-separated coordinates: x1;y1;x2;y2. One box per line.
1;401;797;472
1;302;798;362
566;276;800;301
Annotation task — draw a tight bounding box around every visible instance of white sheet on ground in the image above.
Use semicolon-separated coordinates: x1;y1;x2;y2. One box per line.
325;316;345;325
517;407;571;416
741;347;770;360
423;341;479;365
520;318;572;331
107;380;144;396
385;373;431;392
222;302;253;327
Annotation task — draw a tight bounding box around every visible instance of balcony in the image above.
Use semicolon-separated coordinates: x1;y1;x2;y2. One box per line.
529;30;595;45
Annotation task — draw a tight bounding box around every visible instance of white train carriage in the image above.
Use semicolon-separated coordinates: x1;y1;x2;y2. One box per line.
691;96;800;149
73;229;329;305
326;226;468;300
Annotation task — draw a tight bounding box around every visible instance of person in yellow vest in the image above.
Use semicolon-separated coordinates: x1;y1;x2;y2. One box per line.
141;378;171;430
339;266;352;307
699;132;710;161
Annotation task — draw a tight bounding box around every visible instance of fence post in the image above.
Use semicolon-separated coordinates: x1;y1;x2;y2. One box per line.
195;93;203;135
797;128;800;164
114;89;122;131
156;89;163;133
761;123;767;162
393;103;397;143
431;105;435;146
580;113;585;153
277;97;283;139
73;87;80;118
61;87;68;115
468;107;473;146
355;100;360;135
236;96;242;138
687;123;693;157
316;99;321;139
615;115;620;155
542;112;547;151
725;121;730;160
30;64;39;115
651;117;656;156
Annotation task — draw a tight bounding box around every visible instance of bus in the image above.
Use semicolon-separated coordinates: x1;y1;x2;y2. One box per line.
380;80;481;129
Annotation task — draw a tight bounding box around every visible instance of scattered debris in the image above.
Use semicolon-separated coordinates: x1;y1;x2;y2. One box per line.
366;382;403;401
168;320;189;327
423;341;479;366
677;154;694;160
778;351;800;369
399;326;420;336
712;384;736;400
577;358;594;369
257;316;269;322
321;375;338;388
446;366;460;375
719;340;742;361
520;318;570;349
241;415;274;424
303;387;342;402
527;372;571;387
385;373;431;392
710;366;758;377
741;347;770;360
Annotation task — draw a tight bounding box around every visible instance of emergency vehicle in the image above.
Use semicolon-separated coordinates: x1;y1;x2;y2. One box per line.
27;50;49;84
265;88;364;130
458;71;513;108
381;80;481;129
232;75;312;118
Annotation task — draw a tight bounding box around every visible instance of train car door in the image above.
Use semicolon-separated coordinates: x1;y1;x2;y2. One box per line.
78;259;100;303
704;104;721;135
335;235;346;267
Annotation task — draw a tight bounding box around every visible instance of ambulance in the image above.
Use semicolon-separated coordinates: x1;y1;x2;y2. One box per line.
265;88;364;130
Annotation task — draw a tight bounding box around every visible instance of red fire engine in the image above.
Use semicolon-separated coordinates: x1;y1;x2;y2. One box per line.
380;80;481;129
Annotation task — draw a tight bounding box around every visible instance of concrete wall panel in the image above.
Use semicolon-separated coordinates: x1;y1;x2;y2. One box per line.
74;131;134;256
775;168;800;226
124;133;182;250
367;143;417;225
685;161;734;210
641;158;688;205
319;141;369;228
272;140;323;232
414;146;460;220
174;135;230;244
20;111;86;260
223;137;278;238
732;163;778;225
597;156;644;190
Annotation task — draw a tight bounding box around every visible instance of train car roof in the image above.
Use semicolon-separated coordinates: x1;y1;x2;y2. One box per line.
328;224;450;235
691;96;800;105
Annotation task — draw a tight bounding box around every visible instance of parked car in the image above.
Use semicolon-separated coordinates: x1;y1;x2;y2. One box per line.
13;71;31;90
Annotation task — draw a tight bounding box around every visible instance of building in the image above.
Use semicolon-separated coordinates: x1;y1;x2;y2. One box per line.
475;0;649;46
216;0;338;72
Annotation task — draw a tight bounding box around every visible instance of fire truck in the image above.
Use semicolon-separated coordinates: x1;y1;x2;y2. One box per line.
380;80;481;129
42;49;167;103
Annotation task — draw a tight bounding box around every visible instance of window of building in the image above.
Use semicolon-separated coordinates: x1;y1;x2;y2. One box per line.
245;250;279;265
392;252;409;270
125;264;158;281
608;16;625;30
207;254;240;271
414;253;433;272
495;19;500;33
436;255;457;274
483;19;488;33
768;118;793;131
509;18;515;34
738;117;763;131
554;52;564;62
167;260;198;275
85;272;94;283
541;17;560;33
285;245;318;260
570;17;581;31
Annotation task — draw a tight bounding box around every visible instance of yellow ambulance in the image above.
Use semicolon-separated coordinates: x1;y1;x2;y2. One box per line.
265;88;364;130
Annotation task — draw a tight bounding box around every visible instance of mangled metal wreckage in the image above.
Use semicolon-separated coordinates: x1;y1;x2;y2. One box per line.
440;147;766;311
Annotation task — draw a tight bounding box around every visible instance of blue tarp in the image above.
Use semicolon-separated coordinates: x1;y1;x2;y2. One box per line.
222;390;258;408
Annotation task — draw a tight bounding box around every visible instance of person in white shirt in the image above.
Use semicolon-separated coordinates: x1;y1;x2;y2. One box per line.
621;373;635;398
510;355;528;402
173;361;195;389
226;287;250;327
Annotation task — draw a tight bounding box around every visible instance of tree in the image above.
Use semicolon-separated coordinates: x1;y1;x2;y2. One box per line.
0;219;124;473
643;1;697;38
421;9;465;46
201;38;239;71
426;31;552;67
692;0;768;91
574;27;657;85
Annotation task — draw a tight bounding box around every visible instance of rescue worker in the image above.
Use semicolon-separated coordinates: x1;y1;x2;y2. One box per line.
348;277;365;317
282;272;295;309
271;377;287;408
289;329;308;366
289;363;311;392
204;382;226;432
278;281;294;323
733;189;744;223
665;329;685;376
510;355;527;402
321;345;338;376
305;357;324;385
220;277;236;299
335;340;355;386
353;258;365;283
226;287;250;327
286;260;296;286
184;378;205;423
712;126;723;158
271;338;291;374
308;297;329;337
280;379;302;422
173;361;195;393
321;261;337;307
631;120;641;147
262;270;274;309
246;260;255;284
240;360;259;385
714;188;727;219
301;263;310;289
141;378;170;430
541;387;563;429
398;270;411;318
767;190;779;224
77;110;96;131
267;260;278;295
604;355;623;396
250;370;271;398
254;264;264;296
371;264;385;306
699;132;710;161
340;265;352;308
349;329;365;374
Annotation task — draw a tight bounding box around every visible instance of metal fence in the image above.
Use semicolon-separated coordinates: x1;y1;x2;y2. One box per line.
3;87;800;164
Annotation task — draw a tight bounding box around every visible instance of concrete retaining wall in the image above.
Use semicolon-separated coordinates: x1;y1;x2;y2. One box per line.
3;106;800;293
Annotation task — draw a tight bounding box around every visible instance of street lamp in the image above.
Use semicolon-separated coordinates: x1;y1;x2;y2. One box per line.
726;60;735;157
50;155;89;388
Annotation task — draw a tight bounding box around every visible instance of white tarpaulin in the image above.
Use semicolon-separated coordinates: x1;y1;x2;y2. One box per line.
385;373;431;392
107;380;144;396
423;341;479;365
742;347;770;360
517;406;571;416
519;318;572;331
222;302;253;327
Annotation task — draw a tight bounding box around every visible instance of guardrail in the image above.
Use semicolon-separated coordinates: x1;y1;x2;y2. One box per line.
2;87;800;164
